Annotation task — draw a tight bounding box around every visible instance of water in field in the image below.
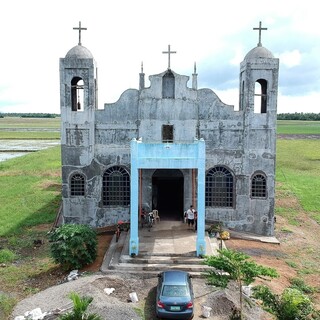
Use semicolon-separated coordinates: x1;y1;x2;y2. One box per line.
0;140;60;162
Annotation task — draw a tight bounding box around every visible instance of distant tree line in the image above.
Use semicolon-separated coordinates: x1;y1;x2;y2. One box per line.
0;113;60;118
277;112;320;121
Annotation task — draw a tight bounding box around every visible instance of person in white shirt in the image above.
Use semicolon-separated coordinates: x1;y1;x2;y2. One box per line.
186;205;195;230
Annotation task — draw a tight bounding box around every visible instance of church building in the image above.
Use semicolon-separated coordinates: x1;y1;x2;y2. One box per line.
59;22;279;256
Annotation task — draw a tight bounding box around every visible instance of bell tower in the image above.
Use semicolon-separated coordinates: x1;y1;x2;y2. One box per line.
59;22;97;167
239;22;280;235
239;21;279;116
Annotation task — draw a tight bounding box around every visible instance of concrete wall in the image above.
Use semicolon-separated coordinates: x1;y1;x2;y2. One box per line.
60;48;278;236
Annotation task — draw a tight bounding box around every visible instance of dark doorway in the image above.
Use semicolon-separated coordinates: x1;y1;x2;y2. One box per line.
152;169;184;221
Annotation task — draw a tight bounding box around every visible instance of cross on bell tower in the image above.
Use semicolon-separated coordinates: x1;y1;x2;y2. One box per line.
253;21;267;47
162;45;177;70
73;21;87;46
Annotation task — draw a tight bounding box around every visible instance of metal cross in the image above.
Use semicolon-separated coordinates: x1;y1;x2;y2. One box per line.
73;21;87;46
253;21;267;47
162;45;177;69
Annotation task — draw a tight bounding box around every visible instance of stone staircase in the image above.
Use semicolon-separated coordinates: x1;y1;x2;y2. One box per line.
100;221;220;276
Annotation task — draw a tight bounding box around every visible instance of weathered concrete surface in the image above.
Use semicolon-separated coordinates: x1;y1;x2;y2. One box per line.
59;39;279;236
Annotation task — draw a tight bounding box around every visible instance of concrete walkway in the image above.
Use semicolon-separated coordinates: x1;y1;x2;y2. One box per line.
138;219;219;256
101;220;220;274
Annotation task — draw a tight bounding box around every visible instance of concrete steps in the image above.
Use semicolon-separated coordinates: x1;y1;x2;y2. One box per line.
100;228;218;276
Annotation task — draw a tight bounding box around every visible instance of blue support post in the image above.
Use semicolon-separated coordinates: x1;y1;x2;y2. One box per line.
196;139;206;256
129;139;139;256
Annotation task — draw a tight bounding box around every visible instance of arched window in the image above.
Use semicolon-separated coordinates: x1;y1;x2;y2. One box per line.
251;173;267;198
254;79;267;113
71;77;84;111
205;166;234;207
70;173;85;196
103;166;130;206
162;70;175;98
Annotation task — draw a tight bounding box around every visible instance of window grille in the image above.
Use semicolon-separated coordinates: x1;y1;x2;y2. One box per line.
70;173;85;196
205;166;234;207
103;166;130;206
251;173;267;198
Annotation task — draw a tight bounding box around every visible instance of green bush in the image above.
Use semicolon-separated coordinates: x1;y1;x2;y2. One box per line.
0;249;16;263
289;277;316;294
253;285;315;320
49;224;97;270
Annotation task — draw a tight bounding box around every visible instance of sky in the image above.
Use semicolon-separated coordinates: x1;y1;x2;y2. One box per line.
1;0;320;114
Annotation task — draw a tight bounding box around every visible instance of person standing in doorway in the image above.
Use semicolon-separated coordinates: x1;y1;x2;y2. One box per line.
186;205;195;230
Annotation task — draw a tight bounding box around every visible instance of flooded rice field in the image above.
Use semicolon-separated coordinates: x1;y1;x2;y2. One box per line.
0;140;60;162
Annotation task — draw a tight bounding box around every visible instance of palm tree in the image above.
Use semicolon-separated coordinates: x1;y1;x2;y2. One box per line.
59;292;102;320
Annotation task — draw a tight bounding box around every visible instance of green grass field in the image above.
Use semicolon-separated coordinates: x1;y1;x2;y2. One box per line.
0;147;61;236
277;120;320;134
0;131;60;139
0;117;60;128
276;139;320;223
0;117;60;139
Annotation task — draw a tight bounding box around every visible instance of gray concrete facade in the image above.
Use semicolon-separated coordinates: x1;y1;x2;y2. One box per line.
59;29;279;236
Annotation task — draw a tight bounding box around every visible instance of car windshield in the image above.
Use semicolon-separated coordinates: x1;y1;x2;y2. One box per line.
162;285;188;297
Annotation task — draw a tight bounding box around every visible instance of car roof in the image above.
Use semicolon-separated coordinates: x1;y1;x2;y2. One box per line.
162;270;189;284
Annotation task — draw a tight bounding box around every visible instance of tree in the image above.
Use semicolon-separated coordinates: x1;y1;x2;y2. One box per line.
203;249;278;319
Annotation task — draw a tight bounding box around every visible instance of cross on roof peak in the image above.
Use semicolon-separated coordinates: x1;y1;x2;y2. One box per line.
253;21;268;47
73;21;87;46
162;45;177;70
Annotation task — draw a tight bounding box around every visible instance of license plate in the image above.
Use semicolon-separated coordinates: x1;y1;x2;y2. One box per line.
170;306;181;311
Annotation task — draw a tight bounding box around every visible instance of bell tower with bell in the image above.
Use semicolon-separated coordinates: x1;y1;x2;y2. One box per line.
59;21;97;167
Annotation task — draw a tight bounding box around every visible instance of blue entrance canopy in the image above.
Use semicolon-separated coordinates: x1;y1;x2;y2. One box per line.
130;138;206;256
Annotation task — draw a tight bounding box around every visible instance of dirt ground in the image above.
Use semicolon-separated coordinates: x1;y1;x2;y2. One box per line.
6;174;320;318
227;212;320;309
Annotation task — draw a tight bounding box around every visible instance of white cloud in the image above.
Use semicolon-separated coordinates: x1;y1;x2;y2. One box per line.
277;92;320;114
229;46;245;66
279;50;301;68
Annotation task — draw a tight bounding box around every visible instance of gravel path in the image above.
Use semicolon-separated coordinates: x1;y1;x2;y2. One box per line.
12;272;271;320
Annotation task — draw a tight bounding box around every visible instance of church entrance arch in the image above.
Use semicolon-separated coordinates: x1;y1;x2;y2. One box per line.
152;169;183;221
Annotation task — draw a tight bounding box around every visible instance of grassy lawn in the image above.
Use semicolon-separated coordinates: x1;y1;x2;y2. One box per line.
0;117;60;139
0;117;60;129
277;120;320;134
0;146;61;236
276;139;320;223
0;131;60;139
